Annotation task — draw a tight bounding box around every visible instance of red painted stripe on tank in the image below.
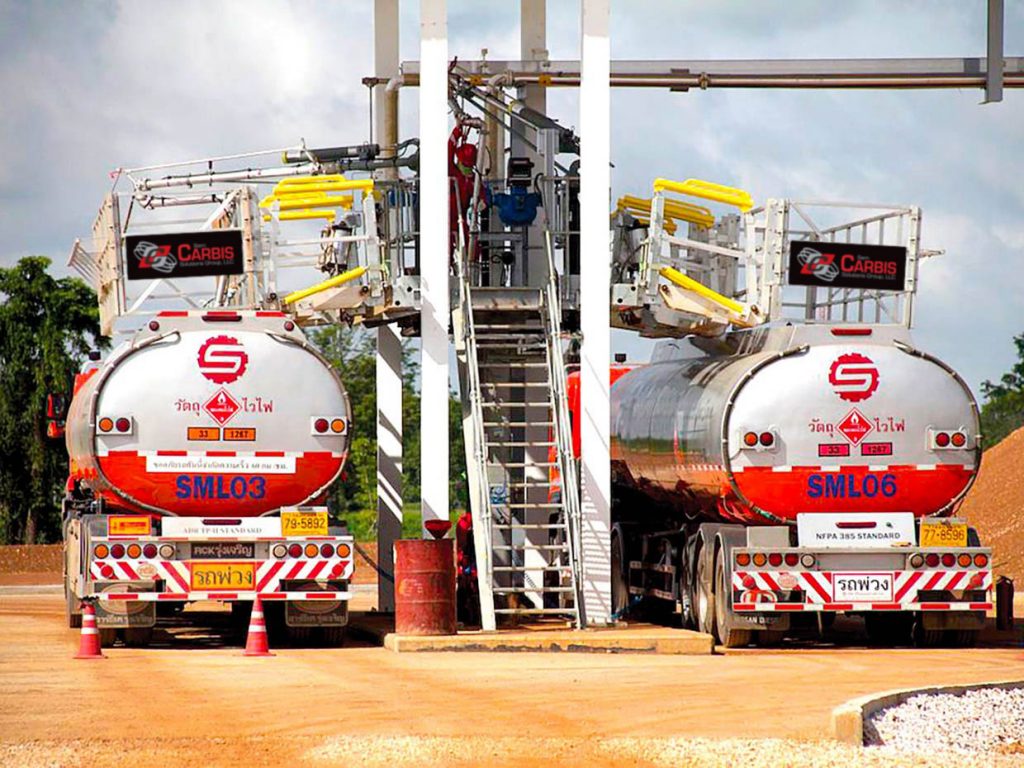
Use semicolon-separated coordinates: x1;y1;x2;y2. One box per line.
255;451;286;457
106;450;139;457
256;311;285;317
157;450;188;457
205;451;237;457
158;311;189;317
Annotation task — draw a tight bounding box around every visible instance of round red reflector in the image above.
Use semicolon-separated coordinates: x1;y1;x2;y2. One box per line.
330;563;345;578
974;553;988;567
143;544;158;559
148;320;160;331
743;432;758;447
100;564;115;579
288;543;303;558
320;543;334;557
941;553;955;567
735;553;751;567
784;553;799;567
935;431;950;447
759;432;775;447
94;544;109;559
284;320;296;332
314;418;329;434
925;553;940;567
110;544;125;559
768;553;783;567
98;417;114;432
115;417;131;433
951;432;967;447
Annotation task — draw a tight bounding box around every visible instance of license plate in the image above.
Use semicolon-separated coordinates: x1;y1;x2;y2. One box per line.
919;521;967;548
189;562;255;590
833;572;893;602
281;510;328;537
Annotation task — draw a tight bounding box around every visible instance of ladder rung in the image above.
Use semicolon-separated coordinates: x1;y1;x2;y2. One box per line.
487;461;558;468
478;363;548;368
490;523;564;530
502;482;553;488
474;325;545;331
485;382;550;388
498;502;562;508
493;586;575;594
483;423;554;429
481;401;552;408
493;544;568;551
484;441;556;448
493;565;573;573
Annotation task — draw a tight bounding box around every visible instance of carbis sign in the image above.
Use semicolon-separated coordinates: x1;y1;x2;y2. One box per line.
787;240;907;291
125;230;244;280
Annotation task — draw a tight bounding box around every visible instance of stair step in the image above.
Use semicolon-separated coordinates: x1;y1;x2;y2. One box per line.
497;502;563;508
503;482;554;488
492;565;573;573
484;441;557;448
493;586;575;594
490;523;564;530
481;401;553;408
487;461;558;468
484;382;550;388
493;608;576;615
478;363;548;369
483;421;554;428
493;544;569;551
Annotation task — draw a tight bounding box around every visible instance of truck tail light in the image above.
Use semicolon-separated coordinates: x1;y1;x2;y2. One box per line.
800;554;816;568
909;554;924;568
336;543;351;558
735;552;751;567
110;544;126;559
98;416;133;435
957;553;972;567
759;431;775;447
126;543;142;559
974;553;989;567
930;429;969;450
288;543;303;558
784;553;799;567
272;544;288;559
767;553;783;567
94;544;109;559
752;553;767;567
320;543;335;557
925;553;940;567
158;544;176;559
143;544;158;559
941;553;955;567
743;432;758;447
312;416;348;436
304;543;319;558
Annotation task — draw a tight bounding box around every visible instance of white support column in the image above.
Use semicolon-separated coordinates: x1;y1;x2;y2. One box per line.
419;0;450;535
578;0;612;626
374;0;402;614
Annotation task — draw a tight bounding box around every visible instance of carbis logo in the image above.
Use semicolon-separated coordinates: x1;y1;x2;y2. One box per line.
133;241;177;274
197;336;249;384
796;247;840;283
828;353;879;403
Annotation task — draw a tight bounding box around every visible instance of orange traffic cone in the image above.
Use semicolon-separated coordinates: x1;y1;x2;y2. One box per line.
74;601;105;660
243;597;274;657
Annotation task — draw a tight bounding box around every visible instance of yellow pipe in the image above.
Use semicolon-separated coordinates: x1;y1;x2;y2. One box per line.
653;177;753;212
275;195;354;211
659;266;746;316
262;210;338;222
615;195;714;229
283;265;368;305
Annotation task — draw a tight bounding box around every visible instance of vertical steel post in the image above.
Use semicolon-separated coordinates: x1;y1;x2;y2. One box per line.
374;0;403;614
420;0;450;535
578;0;612;626
985;0;1004;104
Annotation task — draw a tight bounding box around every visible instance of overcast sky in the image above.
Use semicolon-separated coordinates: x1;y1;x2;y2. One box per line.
1;1;1021;396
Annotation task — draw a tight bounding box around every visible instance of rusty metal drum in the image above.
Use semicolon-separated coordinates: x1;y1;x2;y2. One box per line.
394;539;456;635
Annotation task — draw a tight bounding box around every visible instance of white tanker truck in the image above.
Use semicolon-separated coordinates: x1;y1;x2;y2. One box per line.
604;324;991;647
60;310;355;646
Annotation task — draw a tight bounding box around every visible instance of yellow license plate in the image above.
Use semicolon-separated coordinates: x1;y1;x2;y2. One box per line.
190;562;255;590
281;510;328;537
919;522;968;548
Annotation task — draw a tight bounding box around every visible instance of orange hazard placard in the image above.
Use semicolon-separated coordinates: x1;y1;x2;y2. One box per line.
223;427;256;441
188;426;221;441
108;516;152;536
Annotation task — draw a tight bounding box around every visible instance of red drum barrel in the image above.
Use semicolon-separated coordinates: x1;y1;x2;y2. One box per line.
394;539;456;635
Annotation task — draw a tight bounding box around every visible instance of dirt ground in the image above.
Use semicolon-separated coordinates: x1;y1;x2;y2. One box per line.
1;593;1022;768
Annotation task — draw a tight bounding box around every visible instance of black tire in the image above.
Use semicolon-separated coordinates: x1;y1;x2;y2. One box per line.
695;545;715;636
284;624;314;647
610;530;631;620
865;613;913;646
65;583;82;629
756;629;786;647
123;627;154;647
946;629;979;648
714;549;752;648
99;628;118;647
913;619;946;648
321;626;347;647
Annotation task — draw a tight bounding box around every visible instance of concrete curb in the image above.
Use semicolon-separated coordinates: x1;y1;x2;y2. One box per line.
831;678;1024;745
382;628;715;654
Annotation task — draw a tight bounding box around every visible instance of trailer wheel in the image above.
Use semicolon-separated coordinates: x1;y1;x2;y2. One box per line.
695;544;715;636
946;629;979;647
610;529;630;620
713;549;752;648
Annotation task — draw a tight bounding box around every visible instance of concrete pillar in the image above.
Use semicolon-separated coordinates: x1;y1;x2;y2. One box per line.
419;0;450;535
374;0;402;613
578;0;612;626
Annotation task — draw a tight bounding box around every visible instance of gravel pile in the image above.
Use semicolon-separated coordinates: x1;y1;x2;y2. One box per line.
865;685;1024;756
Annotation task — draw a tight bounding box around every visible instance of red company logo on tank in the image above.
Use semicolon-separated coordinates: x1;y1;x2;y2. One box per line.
828;352;879;403
124;230;245;280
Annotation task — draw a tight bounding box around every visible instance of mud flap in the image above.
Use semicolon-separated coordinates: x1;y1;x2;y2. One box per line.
919;610;985;631
285;580;349;628
93;582;156;628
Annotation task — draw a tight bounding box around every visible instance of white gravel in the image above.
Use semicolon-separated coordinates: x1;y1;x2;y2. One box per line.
865;685;1024;756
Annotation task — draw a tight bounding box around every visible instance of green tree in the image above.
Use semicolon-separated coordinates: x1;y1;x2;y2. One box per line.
0;257;106;544
979;332;1024;448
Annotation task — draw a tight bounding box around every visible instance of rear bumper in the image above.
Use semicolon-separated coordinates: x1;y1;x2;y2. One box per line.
95;589;352;602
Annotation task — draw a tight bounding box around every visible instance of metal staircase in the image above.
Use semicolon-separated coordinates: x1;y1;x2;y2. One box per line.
454;238;583;631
